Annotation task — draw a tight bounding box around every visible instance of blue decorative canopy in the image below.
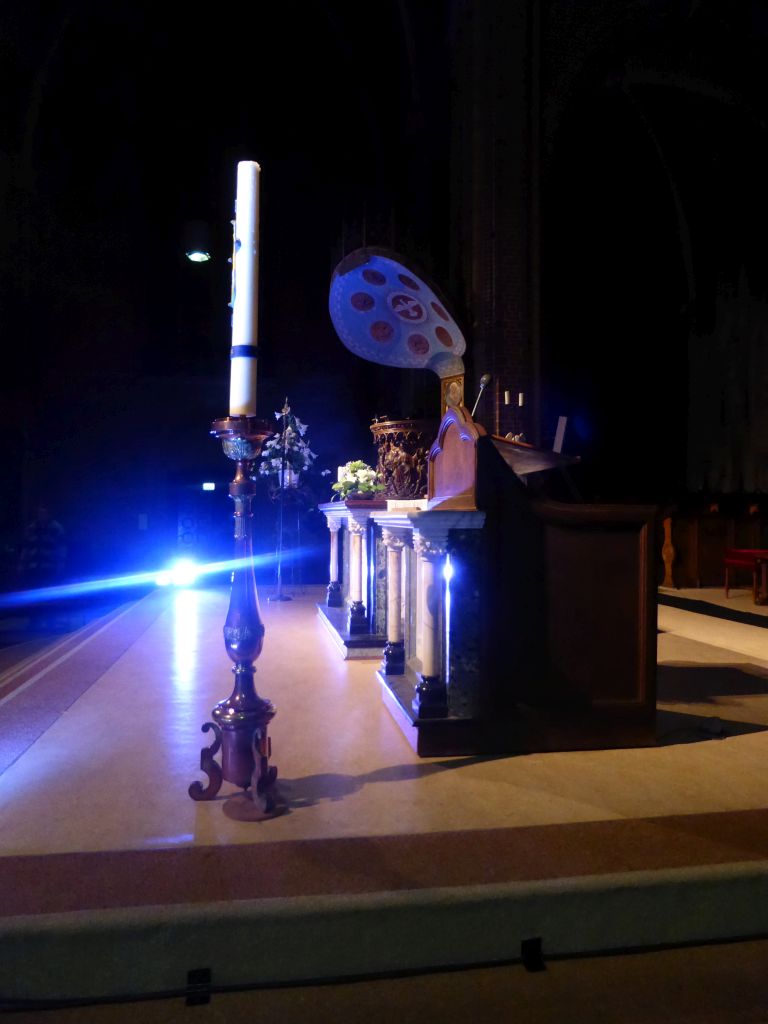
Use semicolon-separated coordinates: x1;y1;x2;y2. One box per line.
329;249;466;379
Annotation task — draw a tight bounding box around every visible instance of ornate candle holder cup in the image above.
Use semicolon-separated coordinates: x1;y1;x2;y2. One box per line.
188;415;282;817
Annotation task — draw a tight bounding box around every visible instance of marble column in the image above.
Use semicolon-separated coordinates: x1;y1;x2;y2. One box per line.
381;529;406;675
347;518;368;634
412;532;448;718
361;526;369;619
326;520;343;607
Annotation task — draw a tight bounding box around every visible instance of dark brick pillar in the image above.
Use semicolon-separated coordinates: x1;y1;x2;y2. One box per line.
449;0;540;442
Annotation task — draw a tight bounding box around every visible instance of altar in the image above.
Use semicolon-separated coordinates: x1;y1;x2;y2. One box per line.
316;497;389;658
319;404;658;756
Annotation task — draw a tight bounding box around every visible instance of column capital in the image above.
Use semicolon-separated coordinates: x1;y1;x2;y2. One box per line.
382;528;407;551
347;518;366;536
413;533;447;560
347;508;375;531
319;504;346;530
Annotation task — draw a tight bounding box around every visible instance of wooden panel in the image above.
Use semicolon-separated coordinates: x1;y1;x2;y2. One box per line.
730;505;761;550
697;510;728;586
670;513;699;587
668;501;764;588
428;405;484;509
538;506;655;708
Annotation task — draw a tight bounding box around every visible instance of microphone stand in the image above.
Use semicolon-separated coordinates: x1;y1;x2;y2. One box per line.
270;399;292;602
471;375;492;418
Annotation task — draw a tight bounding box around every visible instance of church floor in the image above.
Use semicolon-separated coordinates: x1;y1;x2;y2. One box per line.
1;585;767;1009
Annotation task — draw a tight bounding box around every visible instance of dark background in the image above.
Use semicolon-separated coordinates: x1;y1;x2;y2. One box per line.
1;0;453;584
2;0;768;587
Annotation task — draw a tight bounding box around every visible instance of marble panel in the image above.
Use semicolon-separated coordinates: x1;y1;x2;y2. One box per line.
373;529;388;636
446;529;483;717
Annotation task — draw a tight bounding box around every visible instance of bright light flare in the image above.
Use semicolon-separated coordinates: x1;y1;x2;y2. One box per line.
444;553;452;686
171;559;199;587
155;559;200;588
186;250;211;263
172;588;199;689
0;546;322;609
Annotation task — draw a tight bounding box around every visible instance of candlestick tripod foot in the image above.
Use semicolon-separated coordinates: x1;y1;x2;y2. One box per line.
188;719;283;814
188;722;224;801
250;729;281;813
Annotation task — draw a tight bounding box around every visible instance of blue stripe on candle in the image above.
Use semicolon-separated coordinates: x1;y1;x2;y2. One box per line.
230;345;259;359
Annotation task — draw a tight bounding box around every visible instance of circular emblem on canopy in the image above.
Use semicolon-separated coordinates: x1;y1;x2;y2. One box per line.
329;248;466;379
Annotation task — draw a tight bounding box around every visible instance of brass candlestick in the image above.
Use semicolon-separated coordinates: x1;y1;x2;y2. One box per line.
189;415;282;818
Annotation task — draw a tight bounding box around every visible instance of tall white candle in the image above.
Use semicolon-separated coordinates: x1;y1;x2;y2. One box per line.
229;161;260;416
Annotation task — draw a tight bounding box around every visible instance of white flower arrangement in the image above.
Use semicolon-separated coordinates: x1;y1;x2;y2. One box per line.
331;460;385;500
258;402;317;478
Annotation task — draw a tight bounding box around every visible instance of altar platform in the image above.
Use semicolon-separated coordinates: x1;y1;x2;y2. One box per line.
1;584;768;1014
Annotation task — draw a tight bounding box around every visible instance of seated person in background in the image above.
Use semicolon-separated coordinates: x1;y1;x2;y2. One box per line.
18;505;67;591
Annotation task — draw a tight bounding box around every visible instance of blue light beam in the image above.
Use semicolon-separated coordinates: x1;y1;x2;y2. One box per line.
0;545;321;609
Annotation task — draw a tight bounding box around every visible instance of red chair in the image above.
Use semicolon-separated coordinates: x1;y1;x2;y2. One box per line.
724;548;768;601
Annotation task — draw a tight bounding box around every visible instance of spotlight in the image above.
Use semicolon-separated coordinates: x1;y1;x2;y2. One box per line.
155;559;199;588
202;482;216;491
171;559;199;587
186;250;211;263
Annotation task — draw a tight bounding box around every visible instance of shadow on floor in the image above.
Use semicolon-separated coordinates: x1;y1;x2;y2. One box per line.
656;662;768;743
656;709;767;745
275;756;507;809
231;664;768;811
658;662;768;702
658;592;768;628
